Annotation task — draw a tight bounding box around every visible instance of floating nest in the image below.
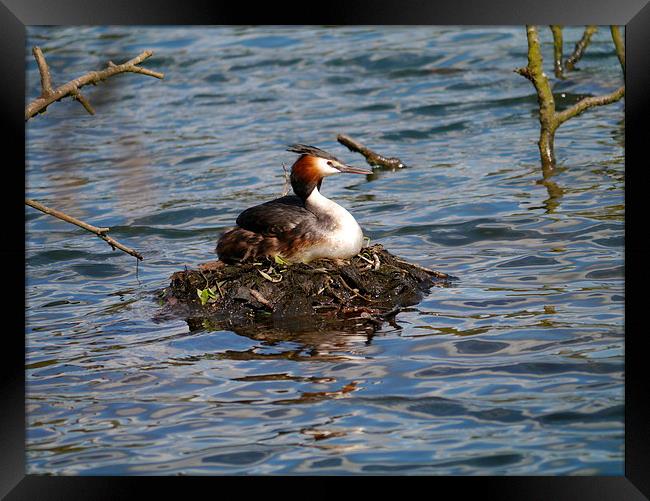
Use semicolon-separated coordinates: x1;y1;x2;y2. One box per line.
158;244;453;334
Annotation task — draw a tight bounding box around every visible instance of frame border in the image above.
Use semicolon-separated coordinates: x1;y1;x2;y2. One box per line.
3;0;648;497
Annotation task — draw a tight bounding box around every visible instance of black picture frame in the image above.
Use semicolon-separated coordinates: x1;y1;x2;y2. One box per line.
3;0;649;497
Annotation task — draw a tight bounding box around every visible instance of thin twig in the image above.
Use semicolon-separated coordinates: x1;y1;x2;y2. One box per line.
70;88;95;115
337;275;378;303
555;86;625;126
215;280;224;299
514;67;533;82
372;253;381;271
33;47;53;95
26;198;144;260
391;257;449;279
357;253;373;265
249;288;273;309
281;162;290;196
26;48;164;121
337;134;405;169
564;25;597;71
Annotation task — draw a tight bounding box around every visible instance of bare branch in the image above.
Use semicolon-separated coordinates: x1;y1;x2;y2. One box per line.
390;257;449;279
26;48;164;121
26;198;144;260
611;26;625;74
70;88;95;115
550;25;565;79
555;86;625;125
519;25;557;169
514;67;533;81
33;47;53;95
564;25;597;71
336;134;405;169
517;25;625;170
124;65;163;79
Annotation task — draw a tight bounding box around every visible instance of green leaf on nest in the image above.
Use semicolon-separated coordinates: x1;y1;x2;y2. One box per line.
274;255;290;266
196;287;218;305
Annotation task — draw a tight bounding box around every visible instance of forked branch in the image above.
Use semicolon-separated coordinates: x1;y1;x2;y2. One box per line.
25;47;164;121
515;25;624;170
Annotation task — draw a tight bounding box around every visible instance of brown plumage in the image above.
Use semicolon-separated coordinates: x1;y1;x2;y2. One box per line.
216;145;371;264
216;194;326;263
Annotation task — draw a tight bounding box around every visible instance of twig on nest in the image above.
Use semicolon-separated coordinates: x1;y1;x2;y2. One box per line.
391;256;449;279
249;288;272;309
281;162;290;196
25;198;144;260
337;134;406;169
26;47;164;121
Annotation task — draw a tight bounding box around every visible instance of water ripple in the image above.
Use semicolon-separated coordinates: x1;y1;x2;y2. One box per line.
26;26;624;475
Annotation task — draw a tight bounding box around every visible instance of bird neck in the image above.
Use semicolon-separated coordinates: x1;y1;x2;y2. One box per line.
291;155;324;201
305;185;341;214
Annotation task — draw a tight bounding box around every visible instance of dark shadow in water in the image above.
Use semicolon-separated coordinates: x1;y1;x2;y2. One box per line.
152;290;394;362
179;315;383;363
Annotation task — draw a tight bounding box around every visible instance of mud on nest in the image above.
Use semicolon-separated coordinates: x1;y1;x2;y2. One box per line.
158;244;454;334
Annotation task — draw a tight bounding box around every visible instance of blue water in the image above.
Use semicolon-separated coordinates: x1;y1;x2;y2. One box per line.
25;26;624;475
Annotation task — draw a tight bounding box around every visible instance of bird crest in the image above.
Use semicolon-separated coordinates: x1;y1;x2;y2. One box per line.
287;144;341;162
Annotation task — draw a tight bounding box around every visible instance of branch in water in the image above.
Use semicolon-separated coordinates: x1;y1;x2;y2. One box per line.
336;134;406;169
549;25;565;79
610;26;625;74
516;25;624;171
564;25;597;71
25;198;144;260
555;86;625;126
519;25;558;169
25;47;164;121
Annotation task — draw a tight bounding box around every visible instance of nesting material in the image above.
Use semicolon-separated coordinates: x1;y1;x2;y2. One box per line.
159;244;453;333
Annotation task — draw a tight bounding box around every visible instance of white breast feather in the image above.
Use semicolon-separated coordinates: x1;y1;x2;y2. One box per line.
300;187;364;262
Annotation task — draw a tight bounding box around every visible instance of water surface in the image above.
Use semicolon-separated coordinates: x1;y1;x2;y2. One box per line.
26;26;624;475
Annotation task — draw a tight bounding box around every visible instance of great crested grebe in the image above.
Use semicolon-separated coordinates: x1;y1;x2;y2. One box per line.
216;144;372;264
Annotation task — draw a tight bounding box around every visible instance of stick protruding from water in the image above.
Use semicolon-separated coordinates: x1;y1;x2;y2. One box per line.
337;134;406;170
26;198;144;260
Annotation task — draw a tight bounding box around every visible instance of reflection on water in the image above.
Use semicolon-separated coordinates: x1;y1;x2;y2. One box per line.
26;26;624;475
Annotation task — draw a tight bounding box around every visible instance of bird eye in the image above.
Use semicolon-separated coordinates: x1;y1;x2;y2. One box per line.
327;161;333;166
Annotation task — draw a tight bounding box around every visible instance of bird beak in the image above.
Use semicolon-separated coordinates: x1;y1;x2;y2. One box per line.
337;164;372;175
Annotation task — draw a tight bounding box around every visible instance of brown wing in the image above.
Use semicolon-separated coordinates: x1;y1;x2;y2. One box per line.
235;195;316;236
216;227;272;263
